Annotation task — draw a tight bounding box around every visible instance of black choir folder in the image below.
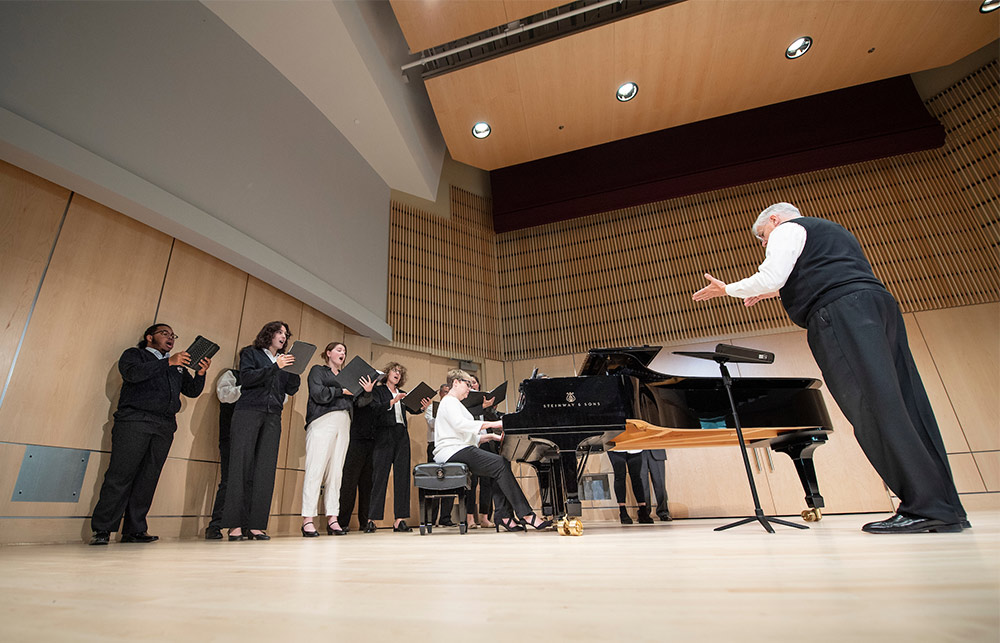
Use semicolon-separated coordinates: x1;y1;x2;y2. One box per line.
402;381;436;414
284;341;316;376
183;336;220;370
462;381;508;412
333;355;380;393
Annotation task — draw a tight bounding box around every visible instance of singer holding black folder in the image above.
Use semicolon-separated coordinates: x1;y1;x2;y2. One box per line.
90;324;210;545
223;321;300;541
364;362;431;533
301;342;354;537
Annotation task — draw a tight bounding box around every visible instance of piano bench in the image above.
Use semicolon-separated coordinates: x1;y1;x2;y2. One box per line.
413;462;472;535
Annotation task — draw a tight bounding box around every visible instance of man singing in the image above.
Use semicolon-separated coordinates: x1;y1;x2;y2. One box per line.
89;324;211;545
692;202;967;534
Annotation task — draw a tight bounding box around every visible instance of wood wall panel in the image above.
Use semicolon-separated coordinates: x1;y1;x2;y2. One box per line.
973;452;999;493
0;161;69;386
0;196;172;451
948;453;987;495
912;304;1000;452
157;240;249;462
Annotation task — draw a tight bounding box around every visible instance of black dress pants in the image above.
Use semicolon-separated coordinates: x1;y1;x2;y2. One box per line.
425;442;454;524
447;446;532;521
339;437;374;528
368;423;410;521
641;450;670;518
207;405;234;530
222;409;282;530
91;421;173;534
467;441;498;517
609;451;646;505
807;289;965;524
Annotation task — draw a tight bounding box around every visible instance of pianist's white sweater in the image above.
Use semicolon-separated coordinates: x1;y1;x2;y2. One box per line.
433;395;486;463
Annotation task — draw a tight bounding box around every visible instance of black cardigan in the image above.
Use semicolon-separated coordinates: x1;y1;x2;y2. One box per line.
305;364;353;427
235;347;300;414
113;347;205;428
370;384;411;431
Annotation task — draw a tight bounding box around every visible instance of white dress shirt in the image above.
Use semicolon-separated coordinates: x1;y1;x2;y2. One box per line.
433;396;485;464
724;221;807;299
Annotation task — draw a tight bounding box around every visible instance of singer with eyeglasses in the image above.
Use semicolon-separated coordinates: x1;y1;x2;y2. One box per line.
433;369;551;532
89;324;211;545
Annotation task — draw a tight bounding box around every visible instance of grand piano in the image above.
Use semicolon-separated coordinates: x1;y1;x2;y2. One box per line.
501;346;833;534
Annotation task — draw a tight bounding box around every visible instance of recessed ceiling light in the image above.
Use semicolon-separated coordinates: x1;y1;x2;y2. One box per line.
616;82;638;102
471;122;491;139
785;36;813;59
981;0;999;13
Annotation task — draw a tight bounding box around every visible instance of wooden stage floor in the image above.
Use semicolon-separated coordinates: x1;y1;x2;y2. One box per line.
1;511;997;642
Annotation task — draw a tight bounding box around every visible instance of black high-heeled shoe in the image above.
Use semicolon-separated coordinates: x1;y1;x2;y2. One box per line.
363;520;377;533
228;529;245;541
520;513;553;531
327;521;346;536
246;530;270;541
495;517;525;532
301;522;320;538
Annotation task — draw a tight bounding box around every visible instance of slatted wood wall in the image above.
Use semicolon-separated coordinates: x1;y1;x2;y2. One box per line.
389;60;999;362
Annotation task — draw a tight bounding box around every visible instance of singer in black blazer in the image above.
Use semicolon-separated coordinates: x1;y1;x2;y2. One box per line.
222;322;300;539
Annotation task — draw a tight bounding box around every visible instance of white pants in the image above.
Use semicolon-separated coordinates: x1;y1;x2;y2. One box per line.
301;410;351;517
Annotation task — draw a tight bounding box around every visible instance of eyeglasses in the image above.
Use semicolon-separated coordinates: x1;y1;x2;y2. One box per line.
460;379;475;386
155;330;179;340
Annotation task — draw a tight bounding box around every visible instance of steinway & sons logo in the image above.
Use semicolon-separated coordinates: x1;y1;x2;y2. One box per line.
542;391;600;409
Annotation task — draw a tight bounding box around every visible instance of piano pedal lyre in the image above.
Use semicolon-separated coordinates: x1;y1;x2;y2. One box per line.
556;516;584;536
801;508;823;522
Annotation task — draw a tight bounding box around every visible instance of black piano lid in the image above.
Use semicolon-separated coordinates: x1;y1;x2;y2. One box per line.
579;345;661;375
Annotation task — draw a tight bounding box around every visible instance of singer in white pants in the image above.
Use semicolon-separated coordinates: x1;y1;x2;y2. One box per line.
301;342;358;536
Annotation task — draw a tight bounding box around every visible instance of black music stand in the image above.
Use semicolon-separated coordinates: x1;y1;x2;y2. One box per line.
673;345;808;534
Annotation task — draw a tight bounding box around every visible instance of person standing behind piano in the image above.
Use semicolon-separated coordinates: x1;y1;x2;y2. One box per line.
423;384;456;528
434;369;551;532
692;202;968;534
222;321;300;541
641;450;672;521
468;373;498;529
205;368;240;540
608;450;653;525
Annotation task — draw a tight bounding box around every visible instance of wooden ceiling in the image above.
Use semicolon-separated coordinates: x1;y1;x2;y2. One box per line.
392;0;999;171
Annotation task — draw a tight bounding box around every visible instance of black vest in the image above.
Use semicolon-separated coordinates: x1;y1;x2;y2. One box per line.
779;217;886;328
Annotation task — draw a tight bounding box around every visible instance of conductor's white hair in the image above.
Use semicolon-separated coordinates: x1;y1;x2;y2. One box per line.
753;202;801;236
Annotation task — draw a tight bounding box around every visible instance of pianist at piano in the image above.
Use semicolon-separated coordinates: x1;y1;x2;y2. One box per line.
692;202;968;534
432;369;552;532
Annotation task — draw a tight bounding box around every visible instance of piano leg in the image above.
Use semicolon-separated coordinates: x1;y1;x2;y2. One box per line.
559;451;582;518
528;461;563;518
770;434;827;519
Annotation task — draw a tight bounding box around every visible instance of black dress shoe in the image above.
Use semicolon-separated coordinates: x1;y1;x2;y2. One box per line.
363;520;377;533
326;522;346;536
205;526;223;540
637;506;654;524
89;531;110;546
228;530;245;541
121;532;158;543
961;519;972;529
301;522;320;538
862;513;963;534
438;518;456;528
393;520;413;532
658;513;673;522
246;530;270;540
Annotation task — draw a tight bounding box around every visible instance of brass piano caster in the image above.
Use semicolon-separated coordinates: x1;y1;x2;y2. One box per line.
556;517;584;536
801;508;823;522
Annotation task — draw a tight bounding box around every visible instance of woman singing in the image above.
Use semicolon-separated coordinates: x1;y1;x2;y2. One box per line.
301;342;354;537
434;369;551;532
222;321;300;541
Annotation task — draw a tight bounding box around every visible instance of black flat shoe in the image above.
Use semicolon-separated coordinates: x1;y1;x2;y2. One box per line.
862;513;962;534
438;519;456;527
363;520;377;534
393;521;413;532
658;513;673;522
120;532;158;543
302;522;320;538
247;530;271;540
89;531;110;546
961;519;972;529
228;530;245;541
326;522;346;536
205;526;223;540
